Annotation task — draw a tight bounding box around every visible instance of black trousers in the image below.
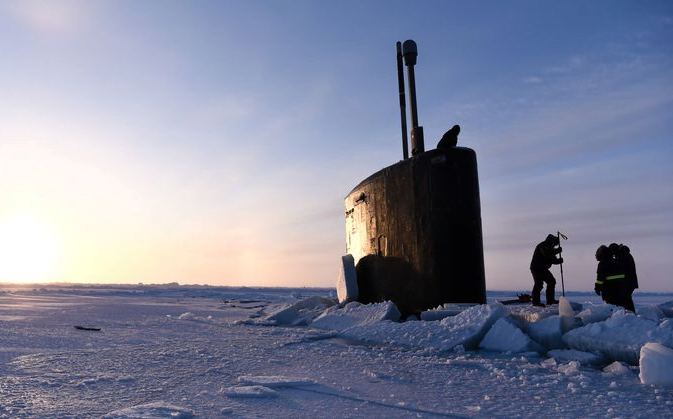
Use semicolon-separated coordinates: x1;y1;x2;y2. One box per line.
531;269;557;304
602;282;635;312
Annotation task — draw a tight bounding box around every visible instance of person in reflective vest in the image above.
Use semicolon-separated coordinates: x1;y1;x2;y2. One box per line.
594;244;633;311
530;234;563;307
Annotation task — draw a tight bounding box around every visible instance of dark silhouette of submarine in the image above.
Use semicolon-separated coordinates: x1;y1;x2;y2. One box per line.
340;40;486;316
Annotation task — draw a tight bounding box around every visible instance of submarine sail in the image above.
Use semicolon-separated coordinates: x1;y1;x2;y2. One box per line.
341;40;486;316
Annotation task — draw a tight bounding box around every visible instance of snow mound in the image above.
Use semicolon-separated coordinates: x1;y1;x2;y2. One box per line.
639;342;673;386
311;300;400;330
101;401;194;418
237;375;314;387
222;385;278;398
603;361;630;375
222;375;314;399
178;312;196;320
265;296;337;326
479;317;542;353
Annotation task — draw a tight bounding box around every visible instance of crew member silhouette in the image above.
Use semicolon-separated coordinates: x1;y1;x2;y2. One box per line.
594;244;632;311
530;234;563;306
437;124;460;149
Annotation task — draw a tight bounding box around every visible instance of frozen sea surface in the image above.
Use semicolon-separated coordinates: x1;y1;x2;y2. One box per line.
0;284;672;418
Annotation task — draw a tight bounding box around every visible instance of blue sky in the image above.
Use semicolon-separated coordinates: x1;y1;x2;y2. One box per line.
0;1;671;292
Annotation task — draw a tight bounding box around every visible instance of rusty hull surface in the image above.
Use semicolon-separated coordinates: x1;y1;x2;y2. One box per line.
345;147;486;315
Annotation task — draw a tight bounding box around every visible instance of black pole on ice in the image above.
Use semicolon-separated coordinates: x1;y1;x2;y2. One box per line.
396;41;409;160
402;40;424;156
557;231;568;296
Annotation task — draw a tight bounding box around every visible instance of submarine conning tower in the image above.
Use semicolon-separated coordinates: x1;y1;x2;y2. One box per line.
341;40;486;316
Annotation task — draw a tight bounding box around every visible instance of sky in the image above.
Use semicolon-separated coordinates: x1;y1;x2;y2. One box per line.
0;0;671;291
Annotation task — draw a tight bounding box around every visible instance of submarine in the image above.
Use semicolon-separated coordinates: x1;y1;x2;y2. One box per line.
338;40;486;316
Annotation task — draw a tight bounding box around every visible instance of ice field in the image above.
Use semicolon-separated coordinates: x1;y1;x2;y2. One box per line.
1;284;672;418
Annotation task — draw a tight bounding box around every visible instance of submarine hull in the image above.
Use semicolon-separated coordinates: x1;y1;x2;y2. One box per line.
345;147;486;315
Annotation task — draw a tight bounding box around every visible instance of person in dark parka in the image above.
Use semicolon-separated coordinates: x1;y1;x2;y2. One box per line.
530;234;563;306
595;244;633;311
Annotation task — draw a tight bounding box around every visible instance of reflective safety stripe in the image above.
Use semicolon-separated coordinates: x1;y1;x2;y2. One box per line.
595;280;604;285
605;274;626;281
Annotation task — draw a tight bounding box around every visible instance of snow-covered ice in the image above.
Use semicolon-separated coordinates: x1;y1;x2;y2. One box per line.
563;311;673;365
311;300;400;330
1;284;672;418
639;342;673;387
336;254;357;304
479;317;542;353
101;402;194;418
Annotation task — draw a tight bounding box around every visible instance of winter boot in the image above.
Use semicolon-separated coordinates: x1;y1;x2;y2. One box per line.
532;289;544;307
546;287;558;305
532;294;545;307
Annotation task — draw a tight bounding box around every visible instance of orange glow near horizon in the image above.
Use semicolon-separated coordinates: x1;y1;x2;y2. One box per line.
0;212;59;283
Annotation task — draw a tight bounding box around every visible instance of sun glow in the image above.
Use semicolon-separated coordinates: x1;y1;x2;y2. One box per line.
0;213;59;283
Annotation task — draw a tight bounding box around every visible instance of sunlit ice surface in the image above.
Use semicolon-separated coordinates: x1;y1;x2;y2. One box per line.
0;212;58;283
